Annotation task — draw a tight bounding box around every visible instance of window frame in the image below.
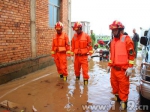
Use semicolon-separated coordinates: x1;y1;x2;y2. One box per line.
48;0;60;27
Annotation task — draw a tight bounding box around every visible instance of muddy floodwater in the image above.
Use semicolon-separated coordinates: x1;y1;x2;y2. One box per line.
0;52;148;112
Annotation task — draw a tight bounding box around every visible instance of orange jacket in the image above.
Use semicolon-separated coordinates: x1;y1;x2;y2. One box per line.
108;34;135;68
51;32;70;55
71;32;93;55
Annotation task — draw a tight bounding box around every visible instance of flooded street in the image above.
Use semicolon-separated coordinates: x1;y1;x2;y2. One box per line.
0;53;148;112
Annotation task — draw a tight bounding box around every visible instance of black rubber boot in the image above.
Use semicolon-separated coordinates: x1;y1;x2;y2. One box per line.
76;76;80;81
115;94;121;102
120;101;127;110
84;80;88;85
60;74;63;79
63;76;67;81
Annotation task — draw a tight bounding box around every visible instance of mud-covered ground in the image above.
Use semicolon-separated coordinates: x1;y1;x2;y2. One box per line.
0;52;148;112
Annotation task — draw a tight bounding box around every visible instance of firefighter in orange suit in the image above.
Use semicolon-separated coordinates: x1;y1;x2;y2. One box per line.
107;20;135;110
71;22;93;85
51;21;70;81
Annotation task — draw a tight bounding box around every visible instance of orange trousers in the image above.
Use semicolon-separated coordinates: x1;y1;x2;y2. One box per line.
74;55;89;79
110;67;129;102
54;52;68;76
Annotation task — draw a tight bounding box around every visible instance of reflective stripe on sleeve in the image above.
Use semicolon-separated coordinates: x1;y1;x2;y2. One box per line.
109;60;112;63
66;50;71;54
51;51;55;54
89;50;93;54
70;52;74;55
129;60;134;64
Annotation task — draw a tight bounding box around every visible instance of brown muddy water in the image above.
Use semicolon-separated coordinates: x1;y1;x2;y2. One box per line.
0;52;148;112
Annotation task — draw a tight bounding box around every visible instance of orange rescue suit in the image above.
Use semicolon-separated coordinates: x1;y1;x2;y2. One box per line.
51;32;70;76
73;33;90;54
71;32;93;79
108;34;135;102
53;33;68;52
110;35;128;65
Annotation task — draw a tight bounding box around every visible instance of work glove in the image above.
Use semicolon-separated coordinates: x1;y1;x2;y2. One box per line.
125;67;133;77
107;66;111;73
87;55;91;62
71;56;74;63
67;56;70;60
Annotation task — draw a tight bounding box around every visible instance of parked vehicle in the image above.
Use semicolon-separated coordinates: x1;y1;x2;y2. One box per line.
92;40;109;61
99;49;109;61
139;28;150;110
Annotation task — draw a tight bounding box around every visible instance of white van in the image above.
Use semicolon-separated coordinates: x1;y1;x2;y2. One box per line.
139;28;150;110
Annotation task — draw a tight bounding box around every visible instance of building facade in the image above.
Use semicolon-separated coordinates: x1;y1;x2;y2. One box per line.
0;0;70;84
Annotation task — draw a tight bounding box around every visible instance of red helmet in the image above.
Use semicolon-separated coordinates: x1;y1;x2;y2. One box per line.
72;22;82;31
55;21;63;30
109;20;124;30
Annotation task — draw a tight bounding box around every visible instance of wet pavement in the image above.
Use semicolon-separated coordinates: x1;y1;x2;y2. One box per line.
0;52;148;112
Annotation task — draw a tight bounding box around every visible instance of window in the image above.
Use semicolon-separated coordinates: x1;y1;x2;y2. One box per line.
49;0;60;27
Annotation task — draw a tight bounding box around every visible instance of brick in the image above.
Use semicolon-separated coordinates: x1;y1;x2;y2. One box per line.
0;0;68;63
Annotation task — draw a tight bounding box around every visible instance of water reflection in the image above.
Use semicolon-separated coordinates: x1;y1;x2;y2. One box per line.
87;54;142;112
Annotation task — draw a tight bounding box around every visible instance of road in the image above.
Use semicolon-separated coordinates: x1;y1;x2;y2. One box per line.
0;53;147;112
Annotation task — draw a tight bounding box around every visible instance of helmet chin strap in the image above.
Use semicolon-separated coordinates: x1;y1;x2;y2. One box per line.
114;29;121;38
